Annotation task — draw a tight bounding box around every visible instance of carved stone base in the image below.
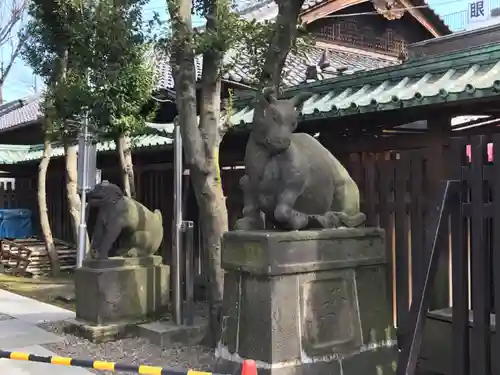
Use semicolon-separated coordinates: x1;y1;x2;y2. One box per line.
74;255;169;342
215;228;397;375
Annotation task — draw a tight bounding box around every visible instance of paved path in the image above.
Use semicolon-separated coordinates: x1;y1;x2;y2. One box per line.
0;289;74;324
0;289;92;375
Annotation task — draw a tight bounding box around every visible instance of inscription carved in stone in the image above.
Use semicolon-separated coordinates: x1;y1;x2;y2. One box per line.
303;279;353;347
300;271;363;357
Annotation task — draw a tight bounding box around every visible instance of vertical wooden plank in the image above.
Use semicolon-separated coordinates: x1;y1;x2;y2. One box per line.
378;155;395;324
153;171;159;211
149;170;155;210
394;153;410;327
0;183;4;209
450;137;470;375
5;182;12;208
135;168;143;202
363;153;377;226
350;153;363;207
491;133;500;375
410;151;424;302
469;135;491;375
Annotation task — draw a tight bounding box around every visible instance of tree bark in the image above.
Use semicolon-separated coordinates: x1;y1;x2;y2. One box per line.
115;133;136;198
167;0;228;347
38;134;60;276
196;77;228;346
63;140;90;250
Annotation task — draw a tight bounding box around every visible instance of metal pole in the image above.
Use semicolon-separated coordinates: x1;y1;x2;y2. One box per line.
183;220;194;326
76;112;89;268
172;121;183;325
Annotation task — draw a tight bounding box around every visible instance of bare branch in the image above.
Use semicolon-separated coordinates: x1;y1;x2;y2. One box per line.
0;0;27;90
0;0;26;47
0;31;26;84
260;0;306;91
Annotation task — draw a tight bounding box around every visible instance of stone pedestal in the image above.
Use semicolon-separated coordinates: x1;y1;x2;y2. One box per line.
215;228;397;375
69;255;169;342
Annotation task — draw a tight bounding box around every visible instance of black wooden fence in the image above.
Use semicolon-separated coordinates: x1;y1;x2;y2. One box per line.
397;134;500;375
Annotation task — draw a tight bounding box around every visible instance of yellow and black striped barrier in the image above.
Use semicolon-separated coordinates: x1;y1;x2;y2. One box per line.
0;350;249;375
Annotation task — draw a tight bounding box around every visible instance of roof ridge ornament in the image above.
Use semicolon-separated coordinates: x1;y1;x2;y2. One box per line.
371;0;406;20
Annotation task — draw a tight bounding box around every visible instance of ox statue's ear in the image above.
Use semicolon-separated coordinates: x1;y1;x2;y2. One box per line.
257;87;278;106
290;92;314;108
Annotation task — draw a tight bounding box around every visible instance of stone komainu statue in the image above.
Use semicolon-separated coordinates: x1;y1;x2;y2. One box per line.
235;89;366;231
87;181;163;259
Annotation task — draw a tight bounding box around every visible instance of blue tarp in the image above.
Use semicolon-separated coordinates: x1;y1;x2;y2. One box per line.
0;209;33;239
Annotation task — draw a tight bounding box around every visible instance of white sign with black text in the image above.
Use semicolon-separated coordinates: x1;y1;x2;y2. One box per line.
469;0;488;22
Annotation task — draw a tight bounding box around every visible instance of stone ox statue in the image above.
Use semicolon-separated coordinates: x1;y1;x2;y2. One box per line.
235;89;366;231
87;181;163;259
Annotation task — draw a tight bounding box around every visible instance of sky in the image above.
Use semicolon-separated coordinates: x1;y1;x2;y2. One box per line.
1;0;204;103
0;0;496;103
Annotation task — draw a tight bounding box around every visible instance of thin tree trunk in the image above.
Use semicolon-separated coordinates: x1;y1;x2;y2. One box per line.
191;144;228;345
38;134;60;276
36;25;68;276
63;140;90;251
115;133;136;198
198;51;227;346
168;0;229;347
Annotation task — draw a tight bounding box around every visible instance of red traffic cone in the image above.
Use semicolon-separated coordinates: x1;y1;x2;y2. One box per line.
241;359;257;375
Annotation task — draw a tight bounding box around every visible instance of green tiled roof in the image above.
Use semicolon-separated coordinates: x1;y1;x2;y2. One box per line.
0;134;172;165
229;42;500;126
0;145;32;164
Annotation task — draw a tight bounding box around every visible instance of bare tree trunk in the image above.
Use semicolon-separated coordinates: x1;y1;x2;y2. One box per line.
63;140;90;251
167;0;228;347
196;77;228;346
191;146;228;345
115;133;136;198
38;134;60;276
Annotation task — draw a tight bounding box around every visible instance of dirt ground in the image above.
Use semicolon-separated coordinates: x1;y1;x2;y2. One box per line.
0;272;75;311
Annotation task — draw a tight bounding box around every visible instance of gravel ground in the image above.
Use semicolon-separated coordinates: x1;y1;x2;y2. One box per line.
38;321;216;375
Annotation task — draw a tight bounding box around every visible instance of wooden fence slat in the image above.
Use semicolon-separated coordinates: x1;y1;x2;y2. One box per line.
394;154;410;326
450;137;470;375
409;151;424;302
377;155;395;323
0;183;4;208
350;153;363;188
469;135;491;375
363;153;377;226
492;133;500;375
5;182;13;208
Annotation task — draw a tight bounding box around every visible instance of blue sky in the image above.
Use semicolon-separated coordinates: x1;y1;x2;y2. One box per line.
0;0;491;103
1;0;205;103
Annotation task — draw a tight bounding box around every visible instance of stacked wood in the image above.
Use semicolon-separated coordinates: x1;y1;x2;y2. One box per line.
0;239;31;276
0;237;76;277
